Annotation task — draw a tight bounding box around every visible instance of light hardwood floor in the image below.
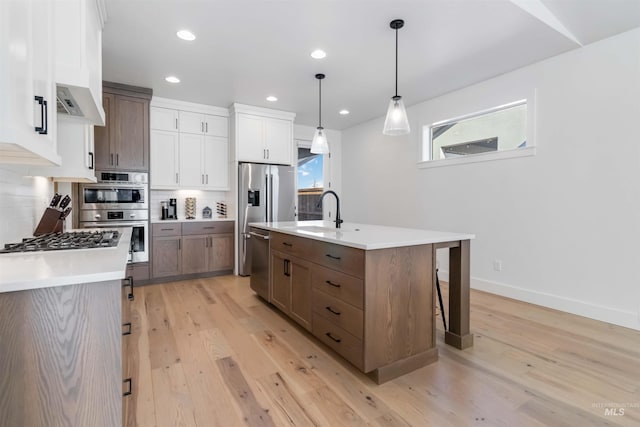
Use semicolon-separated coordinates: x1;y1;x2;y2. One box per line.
124;275;640;426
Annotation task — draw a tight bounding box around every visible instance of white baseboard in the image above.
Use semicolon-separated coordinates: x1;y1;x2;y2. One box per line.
437;270;640;331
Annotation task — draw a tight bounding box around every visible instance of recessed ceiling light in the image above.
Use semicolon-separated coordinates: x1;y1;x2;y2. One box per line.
266;96;278;102
310;49;327;59
339;109;350;115
165;76;180;83
177;30;196;41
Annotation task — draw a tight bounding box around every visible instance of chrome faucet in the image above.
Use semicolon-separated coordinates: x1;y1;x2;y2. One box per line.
317;190;343;228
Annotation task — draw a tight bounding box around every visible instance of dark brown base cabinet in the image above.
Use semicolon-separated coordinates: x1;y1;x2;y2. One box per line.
152;221;234;280
0;279;131;426
268;231;438;384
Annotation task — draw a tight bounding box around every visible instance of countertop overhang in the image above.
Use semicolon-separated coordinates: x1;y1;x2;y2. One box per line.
0;227;132;293
248;220;475;250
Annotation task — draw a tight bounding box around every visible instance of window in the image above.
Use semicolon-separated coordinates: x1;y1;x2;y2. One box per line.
297;146;324;220
422;99;533;166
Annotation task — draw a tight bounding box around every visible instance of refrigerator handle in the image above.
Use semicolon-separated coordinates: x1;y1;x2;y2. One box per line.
265;173;270;221
269;171;274;222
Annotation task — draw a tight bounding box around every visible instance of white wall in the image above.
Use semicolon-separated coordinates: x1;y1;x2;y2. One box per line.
341;28;640;330
0;166;54;243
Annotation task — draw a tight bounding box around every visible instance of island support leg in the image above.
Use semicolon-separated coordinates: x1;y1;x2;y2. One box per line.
445;239;474;349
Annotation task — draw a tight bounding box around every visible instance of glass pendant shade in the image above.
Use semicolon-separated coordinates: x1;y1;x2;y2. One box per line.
383;95;410;135
310;126;329;154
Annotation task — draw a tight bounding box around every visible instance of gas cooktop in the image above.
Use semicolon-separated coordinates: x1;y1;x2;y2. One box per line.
0;230;121;254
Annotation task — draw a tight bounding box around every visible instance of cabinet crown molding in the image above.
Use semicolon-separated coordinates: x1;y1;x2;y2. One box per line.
151;97;229;117
230;103;296;121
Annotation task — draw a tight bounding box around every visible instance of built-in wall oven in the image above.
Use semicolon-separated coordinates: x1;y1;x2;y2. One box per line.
78;171;149;263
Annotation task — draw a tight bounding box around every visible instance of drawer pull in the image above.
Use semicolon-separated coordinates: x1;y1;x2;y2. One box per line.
325;253;341;260
325;280;341;288
326;332;342;343
122;322;132;336
160;228;174;231
203;226;216;229
325;306;341;316
282;242;293;247
123;378;133;397
123;276;134;301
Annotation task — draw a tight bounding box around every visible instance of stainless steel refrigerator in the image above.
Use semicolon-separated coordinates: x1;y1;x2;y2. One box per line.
238;163;296;276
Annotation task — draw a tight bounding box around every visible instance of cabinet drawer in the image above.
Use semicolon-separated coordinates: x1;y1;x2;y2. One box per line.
152;223;181;237
312;289;363;339
270;232;312;258
182;221;234;235
312;313;363;370
311;264;364;309
310;240;364;278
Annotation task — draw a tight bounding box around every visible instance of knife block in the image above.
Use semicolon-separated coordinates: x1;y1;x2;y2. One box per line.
34;208;64;236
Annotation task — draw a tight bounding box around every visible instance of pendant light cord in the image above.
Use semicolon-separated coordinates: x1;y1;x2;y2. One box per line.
318;77;322;128
395;27;398;97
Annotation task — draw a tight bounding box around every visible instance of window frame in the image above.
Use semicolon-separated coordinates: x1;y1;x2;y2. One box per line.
418;93;537;169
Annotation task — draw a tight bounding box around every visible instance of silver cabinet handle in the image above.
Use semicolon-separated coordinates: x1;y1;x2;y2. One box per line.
267;149;270;159
176;173;179;183
248;231;270;240
206;174;208;184
175;118;178;130
202;174;204;184
110;153;114;165
205;122;208;133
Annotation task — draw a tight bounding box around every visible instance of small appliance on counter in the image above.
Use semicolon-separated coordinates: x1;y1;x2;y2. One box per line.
185;197;196;220
34;193;73;236
168;198;178;219
202;206;212;219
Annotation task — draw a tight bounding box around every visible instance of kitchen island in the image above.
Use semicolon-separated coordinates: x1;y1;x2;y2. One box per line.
249;220;475;383
0;228;132;426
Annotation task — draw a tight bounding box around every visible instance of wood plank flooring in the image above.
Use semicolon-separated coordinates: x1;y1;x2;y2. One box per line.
124;276;640;426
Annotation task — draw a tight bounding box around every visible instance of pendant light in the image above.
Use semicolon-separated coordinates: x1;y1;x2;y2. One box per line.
311;73;329;154
383;19;410;136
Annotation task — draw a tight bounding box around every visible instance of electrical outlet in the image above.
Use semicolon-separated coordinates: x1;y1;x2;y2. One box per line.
493;260;502;272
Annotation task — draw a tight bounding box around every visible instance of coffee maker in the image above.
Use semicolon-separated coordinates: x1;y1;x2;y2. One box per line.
167;198;177;219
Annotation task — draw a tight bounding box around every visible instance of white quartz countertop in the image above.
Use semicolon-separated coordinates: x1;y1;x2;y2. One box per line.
150;218;233;224
249;221;475;250
0;228;132;294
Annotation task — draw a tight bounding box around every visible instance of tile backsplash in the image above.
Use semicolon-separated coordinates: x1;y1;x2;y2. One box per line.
150;189;233;221
0;166;53;243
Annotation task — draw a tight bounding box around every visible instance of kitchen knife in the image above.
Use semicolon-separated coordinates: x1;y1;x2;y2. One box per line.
49;193;61;208
59;207;72;220
59;195;71;210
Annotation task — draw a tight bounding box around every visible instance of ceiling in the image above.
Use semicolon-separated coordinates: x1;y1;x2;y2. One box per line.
102;0;640;131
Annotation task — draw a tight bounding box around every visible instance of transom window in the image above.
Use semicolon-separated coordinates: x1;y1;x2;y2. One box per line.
424;100;527;162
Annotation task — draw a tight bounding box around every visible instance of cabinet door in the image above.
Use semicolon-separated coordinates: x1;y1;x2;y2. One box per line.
289;257;312;331
94;93;114;169
179;111;204;134
181;235;209;274
209;234;234;271
114;95;149;171
203;114;228;137
152;236;181;278
264;118;292;165
270;251;291;313
151;107;179;131
237;114;265;163
150;130;179;188
179;133;204;187
203;136;229;190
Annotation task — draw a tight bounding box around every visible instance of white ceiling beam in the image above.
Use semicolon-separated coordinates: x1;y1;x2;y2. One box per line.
509;0;583;46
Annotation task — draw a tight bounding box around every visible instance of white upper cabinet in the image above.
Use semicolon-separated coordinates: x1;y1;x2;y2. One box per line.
54;0;106;126
179;111;228;137
150;97;229;190
231;104;296;166
0;0;60;165
150;107;179;132
150;130;180;187
28;117;97;182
